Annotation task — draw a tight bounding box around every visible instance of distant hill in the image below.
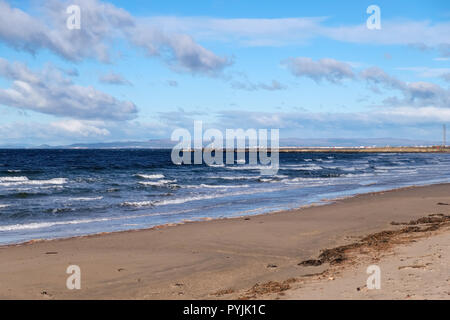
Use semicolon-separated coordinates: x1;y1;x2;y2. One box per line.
0;138;441;149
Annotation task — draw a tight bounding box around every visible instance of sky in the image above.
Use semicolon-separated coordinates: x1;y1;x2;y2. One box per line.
0;0;449;145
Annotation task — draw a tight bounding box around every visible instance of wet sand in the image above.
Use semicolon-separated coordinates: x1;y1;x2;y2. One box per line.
1;183;449;299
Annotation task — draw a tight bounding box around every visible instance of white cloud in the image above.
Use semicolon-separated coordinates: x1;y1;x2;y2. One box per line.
0;58;138;120
360;66;405;90
360;66;450;108
130;23;231;75
282;57;355;83
0;0;230;75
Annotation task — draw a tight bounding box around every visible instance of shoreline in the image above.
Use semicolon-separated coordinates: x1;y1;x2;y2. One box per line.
2;182;448;248
1;182;449;299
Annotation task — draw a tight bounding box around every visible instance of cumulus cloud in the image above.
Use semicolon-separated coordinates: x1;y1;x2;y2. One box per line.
99;72;132;85
360;66;405;90
360;66;450;108
0;0;230;75
231;79;286;91
130;24;231;75
0;57;137;120
282;57;355;83
0;0;133;62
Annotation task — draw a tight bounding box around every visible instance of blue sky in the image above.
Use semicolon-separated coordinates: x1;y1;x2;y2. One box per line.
0;0;449;145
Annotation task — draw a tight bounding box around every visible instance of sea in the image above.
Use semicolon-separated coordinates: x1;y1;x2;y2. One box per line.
1;149;450;244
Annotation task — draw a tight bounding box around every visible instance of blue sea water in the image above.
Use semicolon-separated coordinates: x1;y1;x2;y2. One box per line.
0;149;450;244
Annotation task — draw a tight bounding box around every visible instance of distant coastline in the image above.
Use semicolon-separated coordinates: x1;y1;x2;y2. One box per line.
278;146;450;153
184;146;450;153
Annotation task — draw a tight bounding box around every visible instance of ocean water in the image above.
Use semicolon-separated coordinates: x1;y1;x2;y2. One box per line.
1;149;450;244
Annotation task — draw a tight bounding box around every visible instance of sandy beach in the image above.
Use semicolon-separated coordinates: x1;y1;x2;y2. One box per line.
0;183;449;299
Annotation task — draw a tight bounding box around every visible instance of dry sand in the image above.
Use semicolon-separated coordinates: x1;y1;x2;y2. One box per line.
0;183;449;299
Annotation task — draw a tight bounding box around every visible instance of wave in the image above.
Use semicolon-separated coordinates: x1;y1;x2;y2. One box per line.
138;179;177;187
209;175;261;181
121;194;222;208
226;165;276;171
0;176;28;182
0;204;10;209
68;196;103;201
135;173;165;179
0;217;111;232
342;173;375;178
283;164;322;171
122;187;281;208
0;177;67;187
184;184;250;189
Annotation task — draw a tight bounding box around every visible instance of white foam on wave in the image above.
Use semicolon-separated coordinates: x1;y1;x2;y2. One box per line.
0;207;205;232
139;179;177;186
122;187;281;208
343;173;375;178
121;200;154;207
0;204;10;209
0;177;67;187
359;180;378;186
69;196;103;201
122;193;221;208
375;166;394;170
208;163;225;167
226;165;275;171
184;184;250;189
209;175;261;180
0;176;28;182
0;217;111;232
284;164;322;171
135;173;165;179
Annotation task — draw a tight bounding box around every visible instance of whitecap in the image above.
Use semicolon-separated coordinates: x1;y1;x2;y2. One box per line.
135;173;165;179
68;196;103;201
122;187;281;208
0;176;28;182
184;184;249;189
0;217;111;232
0;178;67;187
138;179;177;186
